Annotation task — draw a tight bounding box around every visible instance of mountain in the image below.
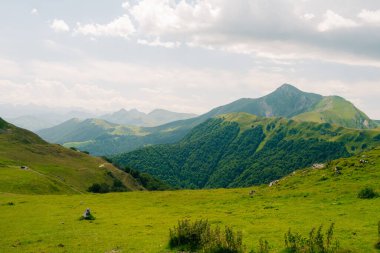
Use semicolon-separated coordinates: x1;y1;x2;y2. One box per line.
37;84;377;156
100;108;197;127
112;112;380;189
0;117;144;194
37;118;139;144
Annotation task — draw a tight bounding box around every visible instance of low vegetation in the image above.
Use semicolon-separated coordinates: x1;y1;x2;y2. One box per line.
169;219;244;253
357;187;378;199
284;223;340;253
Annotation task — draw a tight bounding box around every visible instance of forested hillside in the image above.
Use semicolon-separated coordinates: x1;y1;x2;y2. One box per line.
112;113;380;188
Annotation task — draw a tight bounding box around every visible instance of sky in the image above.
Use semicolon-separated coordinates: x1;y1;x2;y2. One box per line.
1;0;380;118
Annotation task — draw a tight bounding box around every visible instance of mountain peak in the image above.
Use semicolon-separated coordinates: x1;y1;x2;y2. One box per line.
117;108;128;113
275;83;301;93
148;108;170;115
129;108;141;113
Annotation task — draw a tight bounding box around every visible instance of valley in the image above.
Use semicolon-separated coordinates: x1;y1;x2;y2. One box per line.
1;147;379;252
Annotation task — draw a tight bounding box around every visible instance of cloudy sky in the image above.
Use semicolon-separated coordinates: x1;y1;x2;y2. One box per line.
1;0;380;118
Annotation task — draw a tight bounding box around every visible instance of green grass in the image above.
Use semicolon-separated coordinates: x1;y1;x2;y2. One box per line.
1;147;380;252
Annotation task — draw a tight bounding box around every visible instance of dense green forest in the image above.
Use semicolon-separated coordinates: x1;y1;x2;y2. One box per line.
112;113;380;188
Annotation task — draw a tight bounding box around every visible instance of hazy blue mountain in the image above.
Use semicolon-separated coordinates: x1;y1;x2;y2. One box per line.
99;108;196;126
5;111;97;131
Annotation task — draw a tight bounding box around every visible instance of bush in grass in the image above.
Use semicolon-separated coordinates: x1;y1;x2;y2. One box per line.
257;239;270;253
357;187;378;199
88;183;110;193
169;219;245;253
284;223;340;253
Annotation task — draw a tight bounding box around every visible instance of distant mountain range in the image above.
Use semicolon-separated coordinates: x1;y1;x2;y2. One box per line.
37;84;378;156
99;108;197;127
112;112;380;188
0;117;144;194
3;106;196;131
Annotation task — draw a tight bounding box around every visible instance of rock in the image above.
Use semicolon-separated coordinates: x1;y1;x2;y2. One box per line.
83;208;91;219
312;163;325;169
269;180;279;187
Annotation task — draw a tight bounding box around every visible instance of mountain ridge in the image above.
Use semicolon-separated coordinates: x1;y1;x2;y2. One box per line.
37;84;377;156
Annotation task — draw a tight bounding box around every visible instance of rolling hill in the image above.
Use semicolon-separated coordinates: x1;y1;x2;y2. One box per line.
38;84;377;156
112;112;380;189
0;117;144;194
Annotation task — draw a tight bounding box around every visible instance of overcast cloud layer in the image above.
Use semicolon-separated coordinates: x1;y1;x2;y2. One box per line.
1;0;380;118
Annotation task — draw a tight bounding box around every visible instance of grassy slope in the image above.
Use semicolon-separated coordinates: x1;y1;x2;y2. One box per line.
0;147;380;252
293;96;377;129
113;112;380;188
0;118;143;194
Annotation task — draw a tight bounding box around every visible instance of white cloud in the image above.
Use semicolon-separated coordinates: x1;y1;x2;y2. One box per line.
0;78;133;112
125;0;220;35
30;8;38;16
74;14;135;38
358;9;380;25
318;10;358;32
0;59;21;77
138;37;180;48
50;19;70;33
301;13;315;20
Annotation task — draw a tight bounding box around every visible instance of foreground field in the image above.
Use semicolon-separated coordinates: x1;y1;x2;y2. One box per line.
1;148;380;253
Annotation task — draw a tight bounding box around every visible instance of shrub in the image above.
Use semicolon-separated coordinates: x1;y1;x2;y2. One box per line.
357;187;378;199
88;183;110;193
284;223;340;253
169;219;245;253
257;239;270;253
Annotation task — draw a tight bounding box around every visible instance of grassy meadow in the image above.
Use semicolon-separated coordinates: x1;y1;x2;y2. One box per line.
1;148;380;252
